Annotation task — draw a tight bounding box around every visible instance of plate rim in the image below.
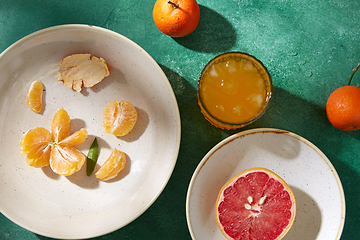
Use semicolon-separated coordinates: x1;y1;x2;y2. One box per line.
186;127;345;240
0;24;181;239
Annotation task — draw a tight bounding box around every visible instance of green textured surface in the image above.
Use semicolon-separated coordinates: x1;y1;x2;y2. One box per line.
0;0;359;239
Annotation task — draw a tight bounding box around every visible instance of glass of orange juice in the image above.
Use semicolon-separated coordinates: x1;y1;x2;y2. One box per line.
197;52;272;130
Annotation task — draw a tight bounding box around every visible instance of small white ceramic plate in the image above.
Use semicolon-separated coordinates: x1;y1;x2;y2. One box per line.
0;25;180;239
186;128;345;240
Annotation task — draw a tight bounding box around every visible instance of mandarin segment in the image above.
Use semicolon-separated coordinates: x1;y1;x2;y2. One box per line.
50;146;86;176
26;80;43;113
26;148;51;168
51;108;70;143
103;100;119;134
20;127;52;168
95;149;126;181
59;128;88;146
103;100;138;136
20;127;52;155
26;142;51;162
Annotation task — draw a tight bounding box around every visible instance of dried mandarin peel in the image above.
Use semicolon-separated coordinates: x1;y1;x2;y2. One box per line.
57;53;110;92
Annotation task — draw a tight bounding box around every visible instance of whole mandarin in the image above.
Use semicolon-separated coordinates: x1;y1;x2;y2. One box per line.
153;0;200;37
326;85;360;131
326;63;360;131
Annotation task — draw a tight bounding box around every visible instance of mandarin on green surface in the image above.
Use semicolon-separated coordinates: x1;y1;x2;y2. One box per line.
326;63;360;131
152;0;200;37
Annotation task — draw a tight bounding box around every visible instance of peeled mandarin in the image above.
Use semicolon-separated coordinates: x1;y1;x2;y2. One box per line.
20;109;87;176
103;100;138;136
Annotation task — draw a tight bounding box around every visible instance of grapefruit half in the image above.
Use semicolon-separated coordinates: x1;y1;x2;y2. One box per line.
215;168;296;240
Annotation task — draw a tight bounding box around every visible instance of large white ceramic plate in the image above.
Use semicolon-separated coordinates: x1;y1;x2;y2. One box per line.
186;128;345;240
0;25;181;239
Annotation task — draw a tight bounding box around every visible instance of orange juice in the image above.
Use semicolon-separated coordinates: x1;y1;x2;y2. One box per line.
197;52;272;129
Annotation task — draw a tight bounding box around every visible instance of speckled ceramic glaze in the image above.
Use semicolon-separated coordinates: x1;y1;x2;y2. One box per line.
186;128;345;240
0;25;181;239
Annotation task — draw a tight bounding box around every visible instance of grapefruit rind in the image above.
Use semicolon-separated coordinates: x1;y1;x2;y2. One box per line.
215;167;296;240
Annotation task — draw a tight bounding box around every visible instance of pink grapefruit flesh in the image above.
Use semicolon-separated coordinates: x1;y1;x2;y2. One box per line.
215;168;296;240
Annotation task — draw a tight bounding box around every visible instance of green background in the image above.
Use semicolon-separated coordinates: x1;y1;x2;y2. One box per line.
0;0;359;239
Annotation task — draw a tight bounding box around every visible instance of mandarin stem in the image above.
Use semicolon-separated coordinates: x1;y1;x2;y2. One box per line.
348;63;360;85
167;1;179;9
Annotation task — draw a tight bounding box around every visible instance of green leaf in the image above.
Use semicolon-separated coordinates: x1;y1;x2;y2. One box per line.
86;138;99;176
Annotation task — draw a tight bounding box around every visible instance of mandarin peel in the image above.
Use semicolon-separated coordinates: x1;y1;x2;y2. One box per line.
57;53;110;92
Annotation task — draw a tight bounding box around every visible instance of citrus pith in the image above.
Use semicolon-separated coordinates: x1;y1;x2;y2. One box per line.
215;168;296;240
